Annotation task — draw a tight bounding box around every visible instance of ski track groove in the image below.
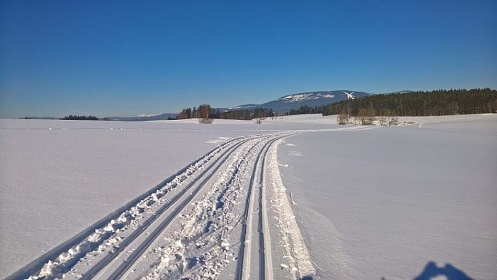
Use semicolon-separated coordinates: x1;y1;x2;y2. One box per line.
260;140;274;280
237;136;279;280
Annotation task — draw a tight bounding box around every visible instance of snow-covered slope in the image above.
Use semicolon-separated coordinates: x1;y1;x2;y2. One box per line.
232;90;371;113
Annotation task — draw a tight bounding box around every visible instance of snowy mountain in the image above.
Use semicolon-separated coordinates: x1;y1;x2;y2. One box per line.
232;90;372;113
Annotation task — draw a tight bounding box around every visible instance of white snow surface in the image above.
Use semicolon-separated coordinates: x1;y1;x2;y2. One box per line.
1;114;496;279
280;92;336;103
279;114;497;279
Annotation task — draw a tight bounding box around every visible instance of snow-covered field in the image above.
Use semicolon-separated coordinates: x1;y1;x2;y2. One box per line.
1;114;496;279
278;114;497;279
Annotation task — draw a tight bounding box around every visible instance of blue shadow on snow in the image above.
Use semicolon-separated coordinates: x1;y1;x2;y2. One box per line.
413;261;473;280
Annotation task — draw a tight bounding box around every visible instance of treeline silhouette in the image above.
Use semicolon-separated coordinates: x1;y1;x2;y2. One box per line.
289;105;323;115
61;115;99;120
322;88;497;117
217;107;274;120
175;105;275;121
176;104;215;123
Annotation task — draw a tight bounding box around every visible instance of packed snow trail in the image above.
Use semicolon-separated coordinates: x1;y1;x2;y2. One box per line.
237;137;278;280
16;128;379;280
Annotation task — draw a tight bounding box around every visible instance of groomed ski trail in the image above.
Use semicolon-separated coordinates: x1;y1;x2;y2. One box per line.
237;136;278;280
17;127;369;280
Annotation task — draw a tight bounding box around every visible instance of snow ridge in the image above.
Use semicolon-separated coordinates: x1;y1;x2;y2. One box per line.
269;138;316;278
238;136;284;280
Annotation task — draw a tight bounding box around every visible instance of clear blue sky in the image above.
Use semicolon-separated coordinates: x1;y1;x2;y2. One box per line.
1;0;496;118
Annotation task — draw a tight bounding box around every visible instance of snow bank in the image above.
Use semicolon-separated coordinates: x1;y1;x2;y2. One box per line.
269;139;315;278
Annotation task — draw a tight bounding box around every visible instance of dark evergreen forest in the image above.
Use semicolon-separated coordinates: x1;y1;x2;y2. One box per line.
322;88;497;117
288;105;323;115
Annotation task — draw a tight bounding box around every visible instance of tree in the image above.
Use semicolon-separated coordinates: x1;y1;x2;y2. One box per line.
198;104;213;124
192;106;198;118
176;108;190;119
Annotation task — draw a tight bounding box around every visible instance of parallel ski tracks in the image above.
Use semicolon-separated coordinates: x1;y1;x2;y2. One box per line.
84;135;271;279
16;127;391;280
237;135;286;280
20;134;259;280
20;130;314;280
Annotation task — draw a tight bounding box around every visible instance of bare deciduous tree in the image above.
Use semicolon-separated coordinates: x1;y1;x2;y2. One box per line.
198;104;213;124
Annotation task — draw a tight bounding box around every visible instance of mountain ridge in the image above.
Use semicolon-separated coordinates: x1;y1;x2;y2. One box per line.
110;90;374;121
230;90;372;113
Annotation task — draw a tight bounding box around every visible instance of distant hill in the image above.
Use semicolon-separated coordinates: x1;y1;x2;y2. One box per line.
228;90;372;113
